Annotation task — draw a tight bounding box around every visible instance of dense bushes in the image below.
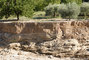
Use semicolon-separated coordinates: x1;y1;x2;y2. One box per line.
59;3;80;20
45;4;59;17
81;2;89;19
45;2;89;20
34;0;82;11
35;0;82;11
58;3;67;18
45;2;80;20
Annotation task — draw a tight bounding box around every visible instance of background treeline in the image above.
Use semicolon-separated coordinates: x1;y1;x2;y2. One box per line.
0;0;88;20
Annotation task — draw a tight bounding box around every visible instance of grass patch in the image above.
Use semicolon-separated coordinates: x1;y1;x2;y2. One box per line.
32;11;62;19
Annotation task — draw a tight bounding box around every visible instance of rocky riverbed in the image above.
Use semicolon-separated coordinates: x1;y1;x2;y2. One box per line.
0;48;88;60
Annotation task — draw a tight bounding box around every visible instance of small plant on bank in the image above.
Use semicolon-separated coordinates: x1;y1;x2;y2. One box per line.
80;2;89;20
45;4;59;17
58;2;80;20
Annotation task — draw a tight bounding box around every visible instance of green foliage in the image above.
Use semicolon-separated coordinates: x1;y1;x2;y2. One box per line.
0;0;85;20
35;0;61;11
58;3;67;18
1;0;13;19
0;1;3;19
58;2;80;20
34;0;44;11
32;11;48;19
23;0;35;18
61;0;82;4
12;0;23;20
33;11;45;17
0;0;36;20
45;0;61;4
0;0;3;8
76;0;82;4
45;4;59;17
0;0;22;19
80;2;89;19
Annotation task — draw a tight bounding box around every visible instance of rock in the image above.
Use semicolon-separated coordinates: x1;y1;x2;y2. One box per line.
22;42;37;52
63;39;80;52
0;21;89;58
8;43;21;50
48;55;53;59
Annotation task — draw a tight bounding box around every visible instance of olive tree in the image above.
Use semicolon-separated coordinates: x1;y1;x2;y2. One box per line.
58;2;80;20
58;3;67;19
81;2;89;19
45;4;59;17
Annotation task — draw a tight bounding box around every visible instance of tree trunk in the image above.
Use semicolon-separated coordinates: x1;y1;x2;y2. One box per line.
53;12;56;17
84;13;87;20
17;14;19;20
69;16;71;20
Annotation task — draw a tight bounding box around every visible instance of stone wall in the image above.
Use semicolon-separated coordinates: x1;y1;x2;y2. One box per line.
0;21;89;58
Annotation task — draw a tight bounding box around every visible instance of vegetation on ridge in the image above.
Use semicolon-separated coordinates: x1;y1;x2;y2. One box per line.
0;0;89;20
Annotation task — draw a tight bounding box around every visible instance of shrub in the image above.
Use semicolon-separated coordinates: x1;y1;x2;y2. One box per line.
45;4;59;17
58;3;68;18
58;2;80;20
80;2;89;19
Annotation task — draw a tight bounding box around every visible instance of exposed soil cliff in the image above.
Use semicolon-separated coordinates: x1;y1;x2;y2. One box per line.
0;21;89;58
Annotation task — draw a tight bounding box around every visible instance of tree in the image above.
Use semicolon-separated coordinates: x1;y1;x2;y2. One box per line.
22;0;36;18
0;0;36;20
45;4;59;17
59;2;80;20
34;0;61;11
80;2;89;19
34;0;44;11
1;0;13;19
45;0;61;4
0;0;14;19
0;0;4;19
0;0;22;20
11;0;23;20
0;0;3;8
61;0;82;4
58;3;67;18
12;0;36;20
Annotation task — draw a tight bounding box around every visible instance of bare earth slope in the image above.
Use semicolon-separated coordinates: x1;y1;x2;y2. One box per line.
0;21;89;60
